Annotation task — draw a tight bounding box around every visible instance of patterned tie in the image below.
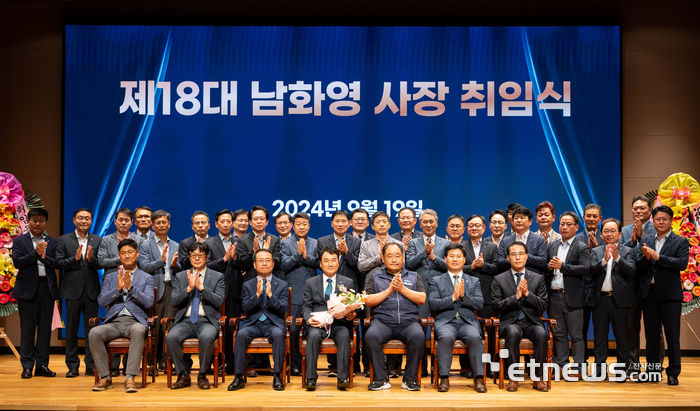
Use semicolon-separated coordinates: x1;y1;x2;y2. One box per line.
325;278;333;301
516;272;525;320
259;280;268;322
453;275;461;319
190;278;201;324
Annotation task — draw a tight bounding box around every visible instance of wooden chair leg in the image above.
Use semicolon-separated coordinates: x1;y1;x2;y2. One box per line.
142;352;147;388
167;357;172;388
349;350;354;388
213;350;219;388
499;358;504;389
417;358;422;386
433;352;438;389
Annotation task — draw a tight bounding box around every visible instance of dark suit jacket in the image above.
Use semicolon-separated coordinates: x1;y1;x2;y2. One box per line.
236;232;283;283
281;234;319;306
171;268;225;326
316;234;361;288
575;229;604;297
461;239;498;304
636;232;689;300
11;232;59;301
55;231;102;300
587;244;636;308
302;274;356;332
496;231;548;273
178;235;198;271
206;234;240;300
492;269;548;331
390;230;423;242
240;275;289;331
620;220;655;249
98;268;154;328
138;236;182;301
544;237;591;308
429;272;483;331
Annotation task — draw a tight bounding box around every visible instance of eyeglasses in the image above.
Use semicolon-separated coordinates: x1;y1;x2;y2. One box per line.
448;224;464;229
352;218;368;222
135;215;151;220
490;221;506;226
189;253;207;259
602;229;618;234
399;216;414;221
193;221;209;226
256;258;272;264
508;252;527;257
560;222;576;227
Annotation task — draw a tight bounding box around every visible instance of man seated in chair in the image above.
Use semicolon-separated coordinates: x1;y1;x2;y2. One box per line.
302;246;356;391
364;242;426;391
166;242;225;390
492;241;549;392
228;249;290;391
89;239;154;392
429;243;487;393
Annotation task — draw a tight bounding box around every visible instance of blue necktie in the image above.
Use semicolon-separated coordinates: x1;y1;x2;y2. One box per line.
516;272;525;320
325;278;333;301
259;280;268;322
190;283;201;324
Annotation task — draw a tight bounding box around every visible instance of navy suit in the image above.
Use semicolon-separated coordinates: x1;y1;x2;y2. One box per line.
636;231;689;378
89;268;154;379
12;232;59;370
544;237;590;368
491;269;549;376
496;232;548;274
236;232;284;283
429;272;485;377
301;274;356;380
55;231;102;370
281;234;319;370
166;268;225;375
390;230;423;242
234;275;289;375
587;244;635;368
316;234;361;290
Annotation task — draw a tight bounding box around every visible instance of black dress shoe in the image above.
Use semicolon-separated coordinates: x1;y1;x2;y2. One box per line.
35;365;56;377
272;374;285;391
21;368;33;379
304;379;316;391
66;367;80;378
85;368;95;376
337;378;350;390
228;376;246;391
291;367;301;377
668;376;679;386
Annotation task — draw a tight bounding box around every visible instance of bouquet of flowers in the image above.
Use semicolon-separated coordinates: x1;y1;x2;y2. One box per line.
327;283;367;319
0;172;25;317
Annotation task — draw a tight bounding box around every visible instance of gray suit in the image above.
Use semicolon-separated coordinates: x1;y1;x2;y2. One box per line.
405;235;448;318
96;232;144;275
301;274;356;380
358;236;402;276
89;268;154;379
429;272;485;377
165;268;225;375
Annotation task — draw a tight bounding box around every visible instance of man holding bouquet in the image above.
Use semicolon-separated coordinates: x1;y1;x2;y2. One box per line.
301;246;357;391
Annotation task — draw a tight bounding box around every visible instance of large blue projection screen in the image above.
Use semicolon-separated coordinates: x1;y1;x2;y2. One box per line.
64;26;620;241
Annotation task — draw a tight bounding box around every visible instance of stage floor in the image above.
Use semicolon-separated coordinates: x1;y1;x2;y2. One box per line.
1;355;699;411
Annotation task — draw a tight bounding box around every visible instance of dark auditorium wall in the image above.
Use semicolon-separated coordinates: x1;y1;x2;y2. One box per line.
1;0;699;350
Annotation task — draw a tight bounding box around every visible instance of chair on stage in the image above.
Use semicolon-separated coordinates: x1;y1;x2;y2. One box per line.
230;287;292;387
363;306;429;385
296;316;359;388
88;287;158;388
162;301;226;388
492;317;556;390
429;309;491;388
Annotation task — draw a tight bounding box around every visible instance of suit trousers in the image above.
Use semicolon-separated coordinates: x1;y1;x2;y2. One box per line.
166;317;218;375
461;304;493;372
436;318;484;378
365;319;424;382
592;294;631;368
629;296;665;366
65;289;98;369
234;318;286;375
643;285;682;378
89;316;147;379
548;292;584;368
501;318;548;378
18;278;53;370
305;325;351;380
154;282;175;363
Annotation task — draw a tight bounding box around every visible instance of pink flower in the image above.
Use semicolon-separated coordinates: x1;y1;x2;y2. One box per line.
691;246;700;255
689;272;699;283
683;292;693;303
0;294;9;304
0;173;23;206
